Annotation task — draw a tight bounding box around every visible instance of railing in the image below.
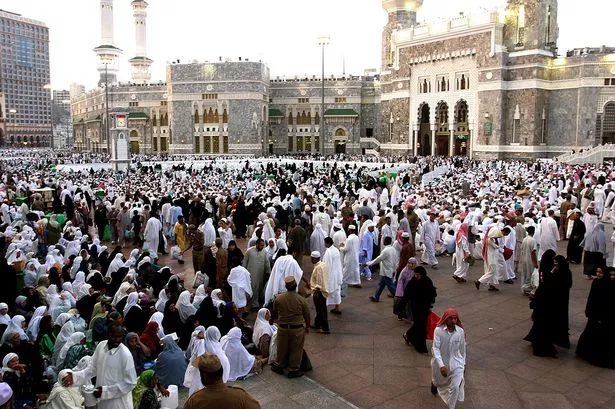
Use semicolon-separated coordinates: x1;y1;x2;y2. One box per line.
360;137;381;148
556;144;614;164
365;149;380;157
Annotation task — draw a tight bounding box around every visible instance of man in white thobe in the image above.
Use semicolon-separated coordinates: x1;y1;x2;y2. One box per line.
143;215;162;256
431;309;466;409
536;210;559;259
341;225;361;288
420;211;441;268
323;237;343;314
72;325;137;409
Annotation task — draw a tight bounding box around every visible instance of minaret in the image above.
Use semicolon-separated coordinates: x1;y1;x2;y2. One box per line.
93;0;122;86
381;0;423;69
129;0;153;84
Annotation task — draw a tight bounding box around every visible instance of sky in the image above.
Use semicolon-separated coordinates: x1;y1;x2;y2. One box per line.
2;0;612;90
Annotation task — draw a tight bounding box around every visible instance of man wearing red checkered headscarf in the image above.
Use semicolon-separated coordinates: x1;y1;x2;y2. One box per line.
430;308;466;409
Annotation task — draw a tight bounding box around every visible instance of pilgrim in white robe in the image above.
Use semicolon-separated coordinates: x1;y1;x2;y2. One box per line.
536;216;559;259
263;255;304;306
143;216;162;255
227;266;253;309
310;224;326;257
323;245;343;306
420;219;441;266
503;228;516;280
342;233;361;286
72;340;137;409
431;325;466;409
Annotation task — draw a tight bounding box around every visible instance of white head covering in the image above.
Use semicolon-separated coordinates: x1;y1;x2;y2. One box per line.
0;315;27;345
227;266;253;309
177;290;197;323
52;321;75;366
77;284;92;301
201;326;230;383
148;312;165;338
1;353;18;374
252;308;276;345
220;327;255;382
155;288;169;313
122;292;141;316
112;281;133;307
47;369;83;407
107;253;125;276
26;306;47;340
193;285;207;307
58;332;85;367
72;271;86;296
70;256;82;279
210;289;225;309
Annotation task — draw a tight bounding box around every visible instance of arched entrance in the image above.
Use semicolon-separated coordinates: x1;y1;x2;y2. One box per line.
454;100;469;156
435;101;449;156
129;130;140;154
602;101;615;144
334;128;347;154
418;103;431;156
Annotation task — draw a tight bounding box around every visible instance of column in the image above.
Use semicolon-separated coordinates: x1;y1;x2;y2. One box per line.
430;124;436;156
413;130;418;156
449;128;455;157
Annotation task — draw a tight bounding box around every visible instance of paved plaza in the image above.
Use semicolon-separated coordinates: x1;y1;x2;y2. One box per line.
167;236;615;409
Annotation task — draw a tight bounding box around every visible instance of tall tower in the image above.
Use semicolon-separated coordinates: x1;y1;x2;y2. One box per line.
129;0;153;84
503;0;559;53
93;0;122;86
381;0;423;69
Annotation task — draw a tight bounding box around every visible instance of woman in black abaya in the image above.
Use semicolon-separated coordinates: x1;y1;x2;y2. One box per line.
576;266;615;369
402;266;436;354
524;251;570;357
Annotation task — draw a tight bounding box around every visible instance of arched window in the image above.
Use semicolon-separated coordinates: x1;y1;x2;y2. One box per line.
152;114;157;126
288;112;293;125
194;108;200;124
222;109;228;123
335;128;346;137
315;112;320;125
213;109;219;123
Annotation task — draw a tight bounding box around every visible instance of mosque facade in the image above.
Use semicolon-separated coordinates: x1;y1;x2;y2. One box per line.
71;0;615;159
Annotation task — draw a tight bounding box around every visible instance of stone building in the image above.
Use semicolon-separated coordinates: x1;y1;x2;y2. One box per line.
381;0;615;158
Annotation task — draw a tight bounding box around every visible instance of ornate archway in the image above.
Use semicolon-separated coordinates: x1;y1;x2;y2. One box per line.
334;128;347;154
435;101;449;156
454;100;469;156
418;103;431;156
129;129;140;154
602;101;615;144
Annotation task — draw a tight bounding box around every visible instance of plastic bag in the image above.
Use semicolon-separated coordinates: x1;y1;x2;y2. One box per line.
170;245;181;260
426;310;441;341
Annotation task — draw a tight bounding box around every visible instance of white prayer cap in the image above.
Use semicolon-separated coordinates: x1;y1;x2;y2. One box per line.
333;222;342;229
311;251;321;259
401;232;410;238
348;225;357;230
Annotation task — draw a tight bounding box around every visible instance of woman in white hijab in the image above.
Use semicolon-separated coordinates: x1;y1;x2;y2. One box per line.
252;308;277;360
71;271;86;296
220;327;257;381
46;284;60;306
46;369;85;409
57;332;85;370
0;303;11;326
76;284;92;301
148;312;165;338
122;292;140;316
0;315;27;344
192;285;207;308
48;289;72;322
183;326;206;397
26;306;47;341
227;266;253;309
177;290;197;324
112;281;133;307
203;218;216;247
310;223;326;258
106;253;125;277
203;326;230;379
210;289;225;317
61;283;76;307
265;238;277;265
69;256;82;280
155;288;169;313
52;321;75;366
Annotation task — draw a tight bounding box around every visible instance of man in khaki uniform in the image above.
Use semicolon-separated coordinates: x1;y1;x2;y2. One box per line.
183;353;261;409
272;276;311;378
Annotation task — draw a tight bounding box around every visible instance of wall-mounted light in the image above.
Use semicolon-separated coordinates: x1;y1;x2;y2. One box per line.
484;112;491;119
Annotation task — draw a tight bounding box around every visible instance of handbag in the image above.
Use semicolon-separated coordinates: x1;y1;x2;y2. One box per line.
503;247;513;260
426;311;440;341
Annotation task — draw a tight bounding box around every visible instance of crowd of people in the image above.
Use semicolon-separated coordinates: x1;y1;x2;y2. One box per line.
0;151;614;409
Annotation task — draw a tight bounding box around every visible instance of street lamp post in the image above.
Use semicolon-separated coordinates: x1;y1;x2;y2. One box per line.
8;109;17;147
317;35;330;154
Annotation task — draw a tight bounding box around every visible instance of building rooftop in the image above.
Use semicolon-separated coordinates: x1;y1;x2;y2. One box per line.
0;9;48;27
